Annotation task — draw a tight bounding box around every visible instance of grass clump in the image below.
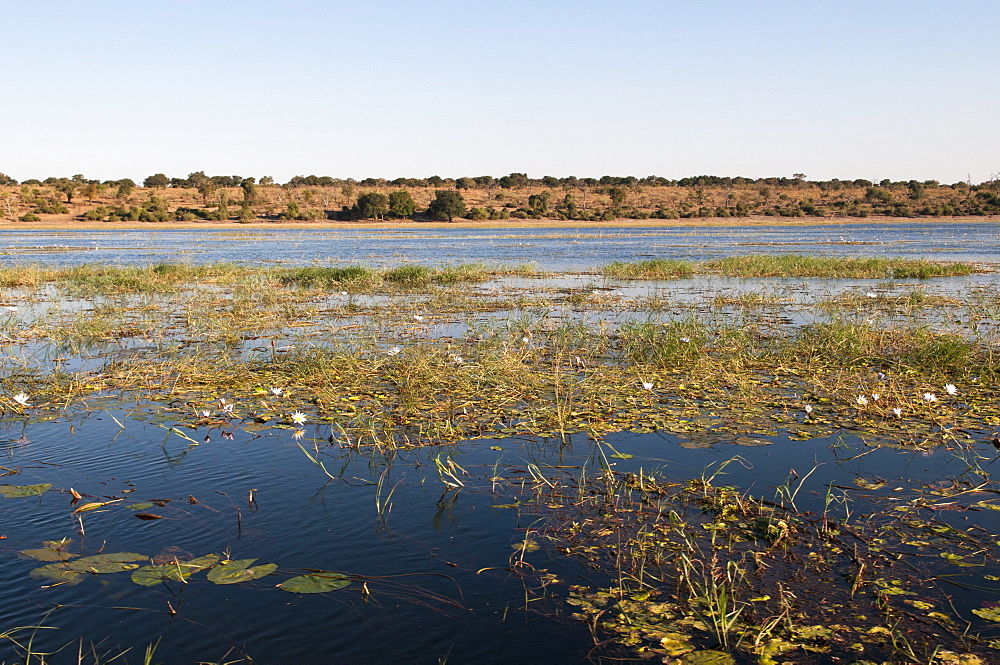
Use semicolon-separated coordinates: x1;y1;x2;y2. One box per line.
278;266;377;288
703;255;974;278
603;259;695;280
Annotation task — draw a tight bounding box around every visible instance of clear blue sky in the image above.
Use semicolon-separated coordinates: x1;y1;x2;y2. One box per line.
1;0;997;184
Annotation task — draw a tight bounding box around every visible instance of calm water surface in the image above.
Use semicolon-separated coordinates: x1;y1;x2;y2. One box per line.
2;222;999;269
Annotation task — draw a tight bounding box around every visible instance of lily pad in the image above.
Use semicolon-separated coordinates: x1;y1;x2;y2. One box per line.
679;651;736;665
279;572;351;593
20;539;77;562
130;553;220;586
207;559;278;585
0;483;53;498
126;502;155;510
66;552;146;573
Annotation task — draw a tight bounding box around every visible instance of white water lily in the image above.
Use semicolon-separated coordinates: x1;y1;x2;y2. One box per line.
923;392;937;403
386;346;401;356
270;387;283;396
892;407;903;417
340;291;348;296
290;411;307;425
804;404;813;415
866;292;877;299
642;382;654;391
200;410;211;418
871;393;880;401
944;383;958;396
292;429;306;440
521;337;530;344
413;315;425;322
4;306;16;312
13;393;29;406
856;395;868;406
448;353;464;365
679;337;691;343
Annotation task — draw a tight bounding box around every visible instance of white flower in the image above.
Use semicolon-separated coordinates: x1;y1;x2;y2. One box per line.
892;407;903;417
871;393;880;401
200;410;211;418
679;337;691;343
269;387;283;396
856;395;868;406
222;403;235;414
290;411;307;425
448;353;464;365
923;392;937;403
413;315;425;322
591;290;601;295
292;429;306;440
642;382;654;391
866;292;877;299
944;384;958;396
521;337;530;344
340;291;348;296
804;404;813;415
4;306;16;312
386;346;401;356
13;393;29;406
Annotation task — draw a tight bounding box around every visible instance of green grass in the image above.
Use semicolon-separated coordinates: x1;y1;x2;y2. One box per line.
603;255;978;279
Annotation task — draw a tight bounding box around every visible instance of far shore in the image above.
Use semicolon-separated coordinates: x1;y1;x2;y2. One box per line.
2;215;998;232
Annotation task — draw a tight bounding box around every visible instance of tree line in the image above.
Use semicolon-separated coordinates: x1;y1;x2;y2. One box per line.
2;171;999;223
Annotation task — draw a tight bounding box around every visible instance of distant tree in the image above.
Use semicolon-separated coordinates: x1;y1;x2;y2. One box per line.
907;180;925;200
388;190;416;218
608;186;628;208
792;173;807;180
499;172;529;189
527;192;551;216
0;173;18;186
541;175;560;188
143;173;169;188
426;175;444;187
259;176;275;186
55;181;78;203
240;178;258;205
426;190;466;221
455;177;476;190
198;181;217;205
355;192;389;220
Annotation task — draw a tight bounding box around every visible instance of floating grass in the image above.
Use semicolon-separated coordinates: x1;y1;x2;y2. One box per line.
604;255;979;280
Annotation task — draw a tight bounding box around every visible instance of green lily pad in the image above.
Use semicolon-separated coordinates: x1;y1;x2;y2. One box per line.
30;563;86;585
853;478;887;490
20;539;77;562
130;553;220;586
207;559;278;585
679;651;736;665
66;552;145;573
972;607;1000;622
279;572;351;593
0;483;53;498
126;502;155;510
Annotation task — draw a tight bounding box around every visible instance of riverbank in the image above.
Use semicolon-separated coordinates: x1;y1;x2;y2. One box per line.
1;214;998;231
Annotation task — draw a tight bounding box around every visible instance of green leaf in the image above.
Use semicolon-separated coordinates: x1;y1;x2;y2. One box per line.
30;564;86;585
126;502;155;510
20;539;77;562
279;572;350;593
207;559;278;585
130;554;220;586
972;607;1000;622
0;483;53;498
66;552;145;573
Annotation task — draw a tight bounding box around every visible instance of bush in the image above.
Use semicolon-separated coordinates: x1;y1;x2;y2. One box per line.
467;207;489;220
19;212;40;222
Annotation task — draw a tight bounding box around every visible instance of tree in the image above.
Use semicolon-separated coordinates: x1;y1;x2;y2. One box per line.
499;172;529;189
0;173;18;186
144;173;169;188
240;178;258;205
388;190;416;218
609;186;628;208
426;190;465;221
355;192;389;220
527;192;551;216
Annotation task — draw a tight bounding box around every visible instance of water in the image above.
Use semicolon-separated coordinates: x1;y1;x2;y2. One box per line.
4;223;1000;662
2;221;999;269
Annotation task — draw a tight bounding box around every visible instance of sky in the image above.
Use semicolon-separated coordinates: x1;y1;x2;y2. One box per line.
1;0;997;184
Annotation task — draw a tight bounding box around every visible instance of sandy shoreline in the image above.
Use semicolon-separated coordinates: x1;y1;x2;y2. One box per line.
1;215;997;232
